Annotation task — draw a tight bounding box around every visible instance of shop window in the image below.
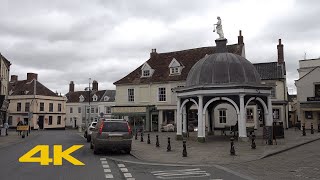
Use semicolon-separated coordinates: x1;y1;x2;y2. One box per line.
246;108;254;123
315;84;320;97
305;111;313;119
57;116;61;125
273;109;280;120
219;109;227;123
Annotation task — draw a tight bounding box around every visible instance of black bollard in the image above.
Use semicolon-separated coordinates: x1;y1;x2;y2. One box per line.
167;137;171;152
182;140;187;157
302;124;306;136
311;123;314;134
147;134;151;144
140;132;144;142
318;123;320;133
156;135;160;147
230;137;236;155
135;131;138;140
251;134;256;149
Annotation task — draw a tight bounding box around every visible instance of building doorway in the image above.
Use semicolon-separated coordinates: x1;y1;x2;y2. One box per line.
38;116;44;129
152;114;159;132
74;118;77;128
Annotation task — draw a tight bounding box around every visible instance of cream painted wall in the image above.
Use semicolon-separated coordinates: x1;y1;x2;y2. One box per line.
8;95;66;129
115;81;185;106
296;68;320;102
0;59;9;97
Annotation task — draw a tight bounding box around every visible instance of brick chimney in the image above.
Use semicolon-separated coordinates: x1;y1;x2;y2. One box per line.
92;80;98;91
150;48;157;58
238;30;244;45
27;73;38;81
69;81;74;92
11;75;18;82
277;39;284;64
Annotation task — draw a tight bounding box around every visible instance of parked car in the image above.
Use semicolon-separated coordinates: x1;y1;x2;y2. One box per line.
161;124;175;132
84;122;97;142
90;119;132;154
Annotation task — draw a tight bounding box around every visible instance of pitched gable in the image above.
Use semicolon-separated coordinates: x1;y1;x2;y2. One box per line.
114;44;243;85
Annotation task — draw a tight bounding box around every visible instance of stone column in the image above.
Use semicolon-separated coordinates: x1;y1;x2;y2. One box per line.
267;96;273;126
182;107;187;136
238;94;247;140
197;95;205;142
176;97;182;140
158;110;163;132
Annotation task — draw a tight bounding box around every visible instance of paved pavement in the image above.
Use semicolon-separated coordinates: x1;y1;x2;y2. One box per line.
225;139;320;180
129;128;320;165
0;129;39;149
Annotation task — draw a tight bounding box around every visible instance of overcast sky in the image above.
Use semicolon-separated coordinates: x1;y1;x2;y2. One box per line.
1;0;319;95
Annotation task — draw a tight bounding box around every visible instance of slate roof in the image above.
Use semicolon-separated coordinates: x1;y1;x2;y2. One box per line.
114;44;243;85
65;90;116;103
9;80;58;97
253;62;286;80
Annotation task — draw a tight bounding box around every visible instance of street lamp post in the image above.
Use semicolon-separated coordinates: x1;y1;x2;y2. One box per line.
85;78;91;128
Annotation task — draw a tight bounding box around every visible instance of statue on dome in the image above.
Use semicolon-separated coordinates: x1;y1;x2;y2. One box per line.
213;16;224;39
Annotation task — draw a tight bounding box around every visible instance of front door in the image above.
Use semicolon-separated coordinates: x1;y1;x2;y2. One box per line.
38;116;44;129
74;119;77;128
152;114;158;132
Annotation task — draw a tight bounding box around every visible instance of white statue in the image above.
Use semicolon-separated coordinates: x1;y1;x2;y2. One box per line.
213;16;224;39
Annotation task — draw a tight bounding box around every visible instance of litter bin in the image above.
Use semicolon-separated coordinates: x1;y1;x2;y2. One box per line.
273;122;284;138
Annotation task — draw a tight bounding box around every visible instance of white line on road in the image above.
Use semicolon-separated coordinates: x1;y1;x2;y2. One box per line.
152;168;201;173
101;161;108;164
104;169;111;173
120;168;128;172
103;165;110;168
100;158;107;160
105;174;114;179
126;178;135;180
151;168;210;179
118;164;125;167
123;173;132;178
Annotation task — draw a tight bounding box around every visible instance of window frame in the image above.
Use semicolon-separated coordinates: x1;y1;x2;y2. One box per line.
128;88;134;102
158;87;166;102
48;116;53;125
49;103;54;112
58;103;62;112
17;102;22;112
78;107;81;113
57;116;61;125
70;107;73;113
143;70;150;77
246;108;254;123
272;108;280;120
40;102;44;111
219;109;227;123
25;102;30;112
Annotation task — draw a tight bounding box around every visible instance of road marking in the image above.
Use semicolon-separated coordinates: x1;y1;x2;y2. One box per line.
121;168;129;172
103;165;110;168
104;169;111;173
126;178;135;180
100;158;107;160
101;161;108;164
118;164;125;167
123;173;132;178
105;174;114;179
151;168;210;179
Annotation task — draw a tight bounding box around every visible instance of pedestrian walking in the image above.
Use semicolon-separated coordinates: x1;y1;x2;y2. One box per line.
4;122;9;136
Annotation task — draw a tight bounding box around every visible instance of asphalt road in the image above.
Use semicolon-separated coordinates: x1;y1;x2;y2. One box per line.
0;130;250;180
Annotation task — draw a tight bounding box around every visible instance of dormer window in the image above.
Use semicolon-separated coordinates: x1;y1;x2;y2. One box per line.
92;94;98;101
104;96;110;101
141;62;154;78
169;58;183;76
79;95;84;102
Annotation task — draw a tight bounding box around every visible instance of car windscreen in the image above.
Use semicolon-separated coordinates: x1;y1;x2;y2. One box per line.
102;122;128;132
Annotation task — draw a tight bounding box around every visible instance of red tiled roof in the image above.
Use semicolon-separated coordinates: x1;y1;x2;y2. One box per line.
114;44;243;85
9;80;58;97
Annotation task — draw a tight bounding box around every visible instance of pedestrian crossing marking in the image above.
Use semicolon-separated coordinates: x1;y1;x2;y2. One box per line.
118;164;125;167
101;160;108;164
104;169;111;173
100;158;106;160
121;168;129;172
105;174;114;179
124;173;132;178
103;165;110;168
151;168;210;179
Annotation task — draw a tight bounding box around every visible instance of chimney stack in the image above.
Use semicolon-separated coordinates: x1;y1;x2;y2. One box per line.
92;80;98;91
150;48;157;58
215;38;228;53
11;75;18;82
277;39;284;64
27;73;38;81
69;81;74;92
238;30;244;45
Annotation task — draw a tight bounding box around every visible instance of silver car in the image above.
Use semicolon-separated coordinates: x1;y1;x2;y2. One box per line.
90;119;132;154
84;122;97;142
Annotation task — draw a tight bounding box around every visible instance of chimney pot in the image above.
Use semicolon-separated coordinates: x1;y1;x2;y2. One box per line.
150;48;158;58
27;73;38;81
69;81;74;92
11;75;18;82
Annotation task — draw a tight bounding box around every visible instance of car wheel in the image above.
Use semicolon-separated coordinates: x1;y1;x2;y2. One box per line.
86;136;91;142
125;145;131;154
93;145;99;154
